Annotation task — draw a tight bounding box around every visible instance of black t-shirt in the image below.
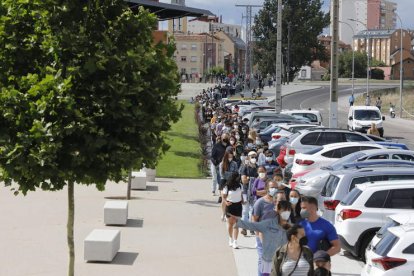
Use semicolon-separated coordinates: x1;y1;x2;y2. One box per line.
241;165;258;178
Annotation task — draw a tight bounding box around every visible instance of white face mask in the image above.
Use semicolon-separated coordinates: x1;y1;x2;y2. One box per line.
265;157;273;162
235;135;241;140
280;211;291;221
259;172;266;179
290;197;299;205
250;158;257;164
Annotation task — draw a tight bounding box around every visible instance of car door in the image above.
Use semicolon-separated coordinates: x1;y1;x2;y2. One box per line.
383;188;414;219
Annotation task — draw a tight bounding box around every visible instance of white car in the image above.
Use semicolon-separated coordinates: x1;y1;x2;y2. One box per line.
291;142;385;175
366;213;414;261
270;123;319;140
363;224;414;275
335;180;414;260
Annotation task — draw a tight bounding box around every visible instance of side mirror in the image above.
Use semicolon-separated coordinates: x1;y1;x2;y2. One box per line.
382;116;385;121
348;116;353;121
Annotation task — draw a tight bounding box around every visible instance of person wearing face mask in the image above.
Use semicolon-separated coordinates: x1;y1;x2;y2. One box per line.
219;150;239;219
289;190;302;224
252;180;279;276
234;201;290;276
299;197;341;256
271;224;314;276
252;166;269;202
274;173;290;201
211;134;229;197
240;151;259;236
264;151;278;178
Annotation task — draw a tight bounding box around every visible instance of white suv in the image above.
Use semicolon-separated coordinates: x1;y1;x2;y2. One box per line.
335;180;414;260
363;224;414;275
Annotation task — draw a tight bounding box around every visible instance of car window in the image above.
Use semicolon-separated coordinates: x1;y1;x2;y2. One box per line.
341;187;363;206
384;189;414;209
323;133;344;144
355;110;381;121
300;132;320;145
367;154;388;160
387;174;414;181
365;190;389;208
403;244;414;254
374;231;399;256
349;175;386;191
342;146;365;157
321;149;336;158
292;113;318;123
392;154;414;161
321;175;340;197
376;219;400;238
345;133;370;142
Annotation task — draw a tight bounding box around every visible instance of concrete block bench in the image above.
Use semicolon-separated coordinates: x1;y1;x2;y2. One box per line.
142;168;156;182
131;171;147;190
104;201;128;226
84;229;120;262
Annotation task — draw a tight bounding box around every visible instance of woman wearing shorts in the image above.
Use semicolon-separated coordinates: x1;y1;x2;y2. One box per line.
223;172;245;249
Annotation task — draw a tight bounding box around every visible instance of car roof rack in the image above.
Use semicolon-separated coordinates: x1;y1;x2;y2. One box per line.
342;160;414;170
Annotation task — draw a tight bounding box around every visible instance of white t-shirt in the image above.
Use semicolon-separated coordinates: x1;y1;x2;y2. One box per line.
223;185;243;203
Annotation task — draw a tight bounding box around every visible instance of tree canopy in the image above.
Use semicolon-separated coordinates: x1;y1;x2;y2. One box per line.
0;0;182;194
253;0;330;79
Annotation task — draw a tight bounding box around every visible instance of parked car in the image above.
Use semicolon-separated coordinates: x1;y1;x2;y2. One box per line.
281;109;323;125
320;166;414;223
291;142;385;175
363;224;414;275
335;180;414;260
278;128;374;167
295;149;414;197
348;105;385;137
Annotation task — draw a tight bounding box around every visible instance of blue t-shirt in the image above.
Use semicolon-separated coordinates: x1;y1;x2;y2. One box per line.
300;217;338;253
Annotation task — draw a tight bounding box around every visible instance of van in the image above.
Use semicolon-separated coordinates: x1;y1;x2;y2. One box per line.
281;109;322;125
347;106;385;137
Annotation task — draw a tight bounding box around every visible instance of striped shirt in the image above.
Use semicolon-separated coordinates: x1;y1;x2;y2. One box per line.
281;255;310;276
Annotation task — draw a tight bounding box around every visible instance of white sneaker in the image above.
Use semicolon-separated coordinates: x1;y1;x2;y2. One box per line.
232;240;239;249
228;238;233;246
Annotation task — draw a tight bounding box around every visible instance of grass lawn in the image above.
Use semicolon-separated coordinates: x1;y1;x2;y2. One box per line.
156;101;204;178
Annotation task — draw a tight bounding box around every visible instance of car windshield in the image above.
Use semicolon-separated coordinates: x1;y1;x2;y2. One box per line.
325;152;367;170
354;110;381;120
341;187;362;206
373;231;399;256
376;219;400;238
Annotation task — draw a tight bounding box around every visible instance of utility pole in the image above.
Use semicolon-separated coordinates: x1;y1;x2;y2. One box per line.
275;0;282;112
287;22;291;85
236;4;262;95
330;0;339;128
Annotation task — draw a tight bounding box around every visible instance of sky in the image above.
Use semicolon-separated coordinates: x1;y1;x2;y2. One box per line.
160;0;414;31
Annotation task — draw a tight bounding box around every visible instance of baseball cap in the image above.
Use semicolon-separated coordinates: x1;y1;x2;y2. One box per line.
313;250;330;262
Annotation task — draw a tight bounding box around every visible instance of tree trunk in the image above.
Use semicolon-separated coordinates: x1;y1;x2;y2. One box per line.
127;168;132;200
67;181;75;276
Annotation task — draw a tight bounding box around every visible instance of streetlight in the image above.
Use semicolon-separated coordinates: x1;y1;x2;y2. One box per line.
349;18;370;97
339;21;355;96
394;13;404;118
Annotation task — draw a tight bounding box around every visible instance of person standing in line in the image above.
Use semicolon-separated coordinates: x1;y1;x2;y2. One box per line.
211;134;229;197
375;96;382;111
313;250;332;276
222;172;244;249
219;150;239;220
271;224;314;276
367;122;380;137
289;190;302;224
365;94;371;106
299;197;341;256
235;201;291;276
348;94;354;106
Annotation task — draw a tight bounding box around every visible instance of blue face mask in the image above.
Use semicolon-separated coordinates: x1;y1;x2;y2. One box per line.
268;188;277;197
290;197;299;205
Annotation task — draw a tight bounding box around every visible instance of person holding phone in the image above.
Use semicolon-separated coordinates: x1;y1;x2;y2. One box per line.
222;172;245;249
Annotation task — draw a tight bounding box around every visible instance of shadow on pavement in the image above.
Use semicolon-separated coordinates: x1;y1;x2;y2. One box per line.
186;199;218;208
104;196;141;200
126;218;144;228
111;252;139;266
145;185;159;192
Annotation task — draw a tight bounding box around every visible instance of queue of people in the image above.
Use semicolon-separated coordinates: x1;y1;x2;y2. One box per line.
196;89;340;276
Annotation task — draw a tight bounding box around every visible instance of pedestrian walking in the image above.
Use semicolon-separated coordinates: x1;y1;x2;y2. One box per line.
365;94;371;106
299;197;341;256
222;172;244;249
348;94;354;106
375;97;382;111
271;224;314;276
367;123;380;137
211;134;229;197
219;150;239;220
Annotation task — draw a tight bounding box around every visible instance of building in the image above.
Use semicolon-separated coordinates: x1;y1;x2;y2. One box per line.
215;31;246;75
167;0;188;33
173;33;224;81
187;16;242;38
318;35;351;68
339;0;397;45
354;29;414;80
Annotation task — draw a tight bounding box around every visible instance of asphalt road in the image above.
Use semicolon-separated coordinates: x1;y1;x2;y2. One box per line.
271;84;414;149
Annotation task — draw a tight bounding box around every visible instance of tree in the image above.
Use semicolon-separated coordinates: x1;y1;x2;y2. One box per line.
253;0;330;80
0;1;182;275
338;51;368;78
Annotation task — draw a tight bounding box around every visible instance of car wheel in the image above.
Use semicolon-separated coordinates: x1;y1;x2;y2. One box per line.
359;231;376;263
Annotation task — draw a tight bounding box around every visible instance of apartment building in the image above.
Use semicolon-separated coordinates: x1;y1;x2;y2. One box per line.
173;34;224;80
215;31;246;74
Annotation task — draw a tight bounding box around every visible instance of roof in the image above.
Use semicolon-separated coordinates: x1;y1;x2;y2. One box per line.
354;29;395;39
356;180;414;190
216;31;246;49
127;0;214;21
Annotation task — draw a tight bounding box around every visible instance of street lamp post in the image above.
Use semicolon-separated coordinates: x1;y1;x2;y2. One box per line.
339;21;355;96
349;19;370;97
395;14;403;118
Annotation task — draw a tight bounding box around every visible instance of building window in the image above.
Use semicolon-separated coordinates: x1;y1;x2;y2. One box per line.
191;68;197;74
181;44;187;50
190;56;197;62
301;70;307;78
191;44;197;50
181;56;187;62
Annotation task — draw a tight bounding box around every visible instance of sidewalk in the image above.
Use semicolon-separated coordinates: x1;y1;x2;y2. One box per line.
0;178;237;276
